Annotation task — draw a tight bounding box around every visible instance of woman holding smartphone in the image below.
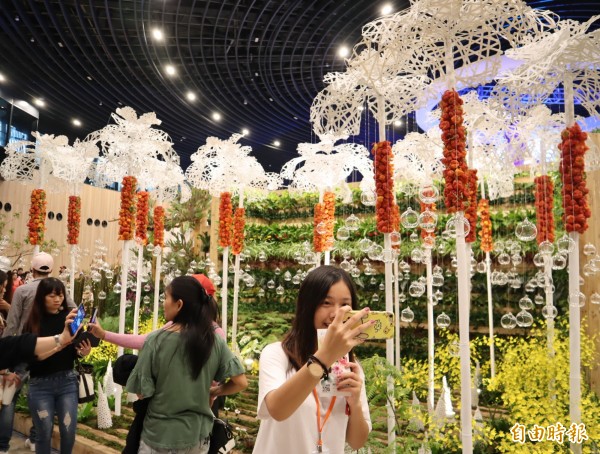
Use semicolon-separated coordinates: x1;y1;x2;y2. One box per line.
23;278;92;454
253;266;372;454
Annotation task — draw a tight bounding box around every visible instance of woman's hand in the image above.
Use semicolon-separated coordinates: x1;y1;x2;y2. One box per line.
315;307;373;367
58;308;81;346
77;339;92;357
336;362;363;408
87;320;106;340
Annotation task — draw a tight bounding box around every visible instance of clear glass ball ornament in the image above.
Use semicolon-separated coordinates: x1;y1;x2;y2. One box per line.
350;267;361;278
445;214;470;238
105;269;115;280
500;313;517;329
590;292;600;305
569;291;586;308
316;222;327;235
258;251;268;262
345;214;360;231
98;291;107;300
337;227;350;241
372;293;379;302
434;290;443;302
538;240;554;256
400;207;419;229
476;261;487;274
418;210;438;233
583;263;596;277
552;254;567;270
142;284;150;292
244;276;256;287
497;253;511;266
267;279;275;289
292;275;301;285
91;271;102;283
515;218;537;242
359;238;373;253
125;299;132;308
449;341;460;357
173;269;182;277
176;249;185;258
409;232;419;243
519;296;534;310
534;294;545;305
370;277;378;285
400;307;415;323
532;253;545;268
583;243;597;256
436;312;451;329
411;248;424;263
399;293;407;303
273;267;281;276
541;305;558;319
185;268;193;275
450;257;458;269
143;296;150;305
276;285;285;296
340;259;351;271
361;191;376;206
557;234;576;255
422;236;435;249
408;281;425;298
378;283;385;291
258;288;266;298
113;283;122;294
511;254;522;266
390;231;401;246
342;250;352;260
146;243;154;253
283;271;292;282
432;273;444;287
418;185;439;204
367;244;384;261
516;310;533;327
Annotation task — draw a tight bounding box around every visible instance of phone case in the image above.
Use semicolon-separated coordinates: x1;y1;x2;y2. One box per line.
316;329;350;397
343;311;395;340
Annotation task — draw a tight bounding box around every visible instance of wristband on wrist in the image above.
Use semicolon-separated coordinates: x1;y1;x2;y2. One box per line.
307;355;329;380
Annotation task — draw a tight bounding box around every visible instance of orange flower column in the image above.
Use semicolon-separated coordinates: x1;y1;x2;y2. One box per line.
28;189;47;246
66;196;81;245
118;176;137;241
465;169;478;243
135;192;150;245
153;206;165;248
313;202;326;253
478;199;493;253
534;176;555;244
232;207;246;256
219;192;233;248
371;141;397;233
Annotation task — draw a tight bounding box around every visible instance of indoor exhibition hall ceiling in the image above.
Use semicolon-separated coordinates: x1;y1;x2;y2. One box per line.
0;0;598;174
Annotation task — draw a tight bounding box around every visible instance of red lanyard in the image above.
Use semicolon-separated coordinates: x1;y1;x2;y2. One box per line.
312;389;336;449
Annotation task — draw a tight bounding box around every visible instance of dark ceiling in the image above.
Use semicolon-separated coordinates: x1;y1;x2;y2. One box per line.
0;0;598;174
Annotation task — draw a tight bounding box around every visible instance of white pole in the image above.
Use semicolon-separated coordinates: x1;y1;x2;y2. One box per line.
132;244;144;354
69;245;76;300
393;260;401;369
221;246;229;341
425;248;435;412
230;191;244;352
456;214;473;454
324;251;330;266
118;241;131;358
152;253;162;331
540;138;555;356
480;179;495;379
564;72;581;454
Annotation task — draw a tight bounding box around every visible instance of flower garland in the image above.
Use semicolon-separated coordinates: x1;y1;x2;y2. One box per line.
313;202;326;253
153;206;165;248
67;195;81;245
558;123;591;234
135;191;150;245
534;175;555;244
28;189;47;245
465;169;478;243
219;192;233;248
371;141;396;233
440;90;468;213
478;199;493;253
232;207;246;255
118;176;137;241
323;191;336;250
419;202;436;246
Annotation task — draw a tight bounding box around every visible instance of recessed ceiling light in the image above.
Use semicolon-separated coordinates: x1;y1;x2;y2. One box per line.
72;119;82;127
57;42;64;48
394;120;402;127
0;73;5;82
338;46;350;58
33;99;45;107
186;91;196;101
87;75;93;81
212;112;221;121
152;28;164;41
381;4;393;15
165;64;176;76
254;37;259;43
242;128;249;136
273;140;281;147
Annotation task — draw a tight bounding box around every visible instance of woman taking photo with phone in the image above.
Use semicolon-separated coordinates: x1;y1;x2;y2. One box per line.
253;266;372;454
23;278;92;454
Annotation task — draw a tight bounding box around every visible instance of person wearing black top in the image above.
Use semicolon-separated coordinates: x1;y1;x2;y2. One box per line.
23;278;92;454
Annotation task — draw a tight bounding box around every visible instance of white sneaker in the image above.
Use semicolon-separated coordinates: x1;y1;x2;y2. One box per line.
25;438;35;452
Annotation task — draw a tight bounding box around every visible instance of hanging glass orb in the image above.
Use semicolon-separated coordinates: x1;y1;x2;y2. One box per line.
518;296;534;310
146;243;155;253
390;231;401;246
345;214;360;231
175;249;185;258
418;210;438;233
370;277;378;286
185;268;193;275
500;313;517;329
538;241;554;256
98;291;107;300
434;290;443;301
275;285;285;296
408;281;425;297
516;310;533;327
532;253;545;268
583;263;595;277
273;267;281;276
292;275;301;285
436;312;451;329
510;254;522;266
569;291;586;308
267;279;276;289
450;257;458;268
378;283;385;291
541;305;558;319
497;253;511;266
104;269;114;280
409;232;419;243
399;293;407;303
411;248;424;263
283;271;292;281
126;299;132;308
445;214;470;238
361;191;376;206
400;307;415;323
552;254;567;270
245;275;256;287
557;234;576;254
583;243;597;256
173;269;182;277
372;293;379;302
476;261;487;274
112;283;122;294
515;218;537;242
143;296;150;305
423;236;435;250
258;251;268;262
367;244;384;261
590;293;600;305
336;227;350;241
258;288;266;298
400;207;419;229
418;185;439;204
350;267;361;278
534;294;545;305
340;259;351;271
143;284;151;292
358;238;373;253
90;271;101;283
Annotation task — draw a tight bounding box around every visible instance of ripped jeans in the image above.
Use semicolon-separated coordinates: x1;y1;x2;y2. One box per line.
28;370;78;454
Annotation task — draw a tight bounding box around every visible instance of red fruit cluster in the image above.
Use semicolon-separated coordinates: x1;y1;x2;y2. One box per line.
558;124;591;233
313;202;326;253
534;175;555;244
478;199;493;253
153;206;165;247
323;191;336;250
465;169;478;243
440;90;468;213
67;195;81;245
28;189;47;245
371;141;396;233
118;176;137;241
218;192;233;248
135;191;150;245
232;207;246;255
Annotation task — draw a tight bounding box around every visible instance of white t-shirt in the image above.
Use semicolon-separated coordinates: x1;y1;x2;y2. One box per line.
253;342;372;454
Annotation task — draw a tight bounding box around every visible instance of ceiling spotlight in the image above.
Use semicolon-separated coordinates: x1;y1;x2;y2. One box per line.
338;46;350;58
273;140;281;147
152;28;164;41
242;128;249;136
165;64;176;76
186;91;196;101
212;112;221;121
72;119;82;127
394;119;402;127
33;98;45;107
0;73;5;82
381;4;393;15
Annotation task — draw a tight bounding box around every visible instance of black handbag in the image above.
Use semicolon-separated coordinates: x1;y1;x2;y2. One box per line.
76;361;95;403
208;418;235;454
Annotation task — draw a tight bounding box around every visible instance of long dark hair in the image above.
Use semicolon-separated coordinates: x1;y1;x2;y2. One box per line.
281;266;357;370
25;277;67;335
167;276;215;380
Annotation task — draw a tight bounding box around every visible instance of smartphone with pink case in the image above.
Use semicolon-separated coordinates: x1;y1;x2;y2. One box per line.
316;329;351;397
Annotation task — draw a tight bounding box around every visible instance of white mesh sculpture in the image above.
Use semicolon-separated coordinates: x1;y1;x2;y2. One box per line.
392;130;443;187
